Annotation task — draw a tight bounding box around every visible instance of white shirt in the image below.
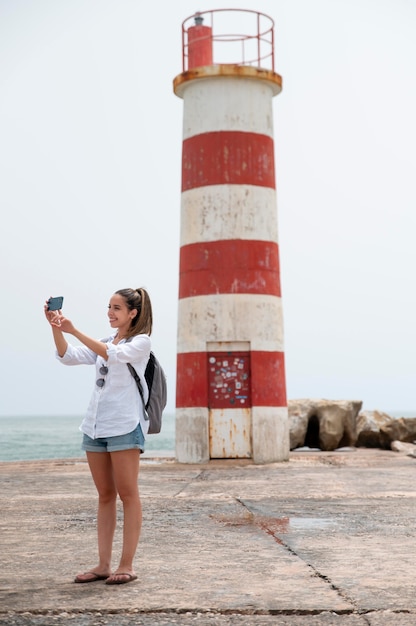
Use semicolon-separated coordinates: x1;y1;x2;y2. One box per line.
57;333;151;439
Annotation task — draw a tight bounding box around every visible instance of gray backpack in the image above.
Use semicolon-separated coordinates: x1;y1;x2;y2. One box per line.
127;352;167;434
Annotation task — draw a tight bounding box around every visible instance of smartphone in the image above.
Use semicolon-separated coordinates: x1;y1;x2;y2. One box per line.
47;296;64;311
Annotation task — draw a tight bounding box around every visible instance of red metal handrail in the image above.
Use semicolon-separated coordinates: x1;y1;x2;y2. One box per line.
181;8;275;72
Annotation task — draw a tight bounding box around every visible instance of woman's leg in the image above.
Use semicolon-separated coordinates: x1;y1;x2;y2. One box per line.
79;451;117;578
106;448;141;582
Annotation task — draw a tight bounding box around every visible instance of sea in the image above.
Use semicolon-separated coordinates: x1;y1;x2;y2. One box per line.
0;410;414;463
0;412;176;462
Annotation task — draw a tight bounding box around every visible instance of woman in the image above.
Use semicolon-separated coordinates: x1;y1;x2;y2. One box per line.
44;287;152;585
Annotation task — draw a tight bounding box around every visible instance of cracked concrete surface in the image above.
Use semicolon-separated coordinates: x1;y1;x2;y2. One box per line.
1;449;416;625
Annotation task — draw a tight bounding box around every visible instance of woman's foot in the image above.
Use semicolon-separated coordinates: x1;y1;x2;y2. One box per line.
105;572;137;585
74;570;111;583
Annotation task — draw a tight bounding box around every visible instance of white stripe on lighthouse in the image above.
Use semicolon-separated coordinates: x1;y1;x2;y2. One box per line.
182;77;276;139
177;294;285;353
180;185;279;246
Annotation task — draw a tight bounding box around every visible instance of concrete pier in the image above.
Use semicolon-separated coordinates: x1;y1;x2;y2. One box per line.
1;448;416;625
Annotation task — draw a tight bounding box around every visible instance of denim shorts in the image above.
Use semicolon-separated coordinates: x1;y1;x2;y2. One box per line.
82;423;145;453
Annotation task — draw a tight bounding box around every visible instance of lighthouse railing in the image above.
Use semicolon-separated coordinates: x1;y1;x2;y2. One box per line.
181;8;275;73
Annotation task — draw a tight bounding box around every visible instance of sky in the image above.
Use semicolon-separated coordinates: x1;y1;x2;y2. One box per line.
1;0;415;418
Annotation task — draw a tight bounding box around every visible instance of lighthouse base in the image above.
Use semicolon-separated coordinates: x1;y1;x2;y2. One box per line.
176;408;210;464
252;406;290;464
175;406;289;464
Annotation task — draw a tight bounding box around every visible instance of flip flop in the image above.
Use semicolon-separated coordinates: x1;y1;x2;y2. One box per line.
105;572;138;585
74;571;109;583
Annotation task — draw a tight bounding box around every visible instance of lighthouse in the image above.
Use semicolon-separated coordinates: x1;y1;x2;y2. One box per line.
173;9;289;464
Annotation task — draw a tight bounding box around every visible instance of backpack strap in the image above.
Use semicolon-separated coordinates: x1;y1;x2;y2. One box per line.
127;363;149;420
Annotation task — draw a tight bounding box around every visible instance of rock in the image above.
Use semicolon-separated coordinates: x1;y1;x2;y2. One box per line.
390;440;416;454
380;417;416;448
288;399;362;451
356;410;394;448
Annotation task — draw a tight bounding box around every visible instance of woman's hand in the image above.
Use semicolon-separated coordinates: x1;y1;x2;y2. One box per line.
44;303;61;327
44;301;75;333
44;301;69;357
53;315;76;334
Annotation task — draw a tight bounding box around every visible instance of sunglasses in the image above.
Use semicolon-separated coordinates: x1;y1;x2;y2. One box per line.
96;364;109;388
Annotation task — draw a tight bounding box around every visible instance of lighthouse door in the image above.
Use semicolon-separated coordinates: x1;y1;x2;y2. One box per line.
207;345;252;458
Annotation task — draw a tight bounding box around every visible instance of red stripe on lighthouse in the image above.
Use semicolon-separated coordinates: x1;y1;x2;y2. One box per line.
251;351;287;407
182;131;275;191
176;352;209;407
179;239;281;298
176;351;286;408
